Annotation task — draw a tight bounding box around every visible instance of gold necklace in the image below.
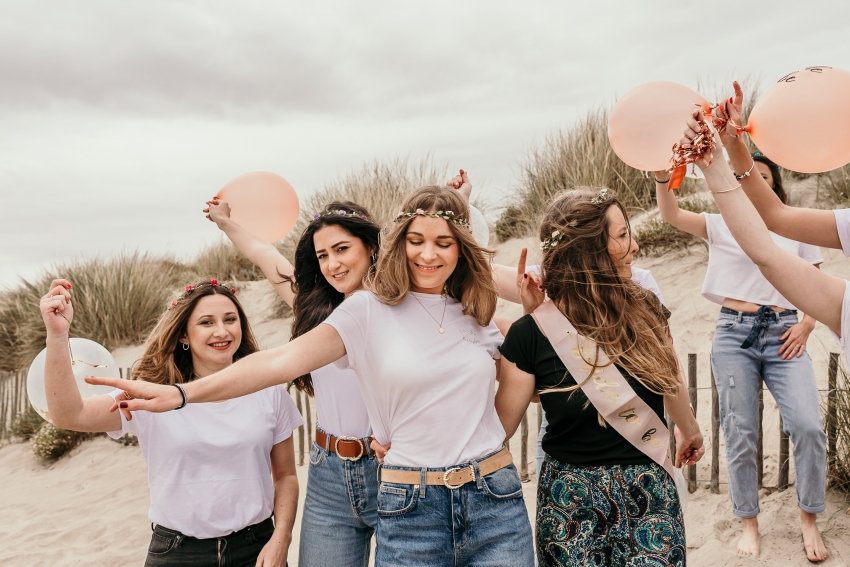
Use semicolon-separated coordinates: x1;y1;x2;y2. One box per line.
411;292;448;334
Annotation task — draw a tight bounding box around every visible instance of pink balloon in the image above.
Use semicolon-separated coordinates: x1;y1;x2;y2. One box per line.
215;172;300;243
746;66;850;173
608;82;709;171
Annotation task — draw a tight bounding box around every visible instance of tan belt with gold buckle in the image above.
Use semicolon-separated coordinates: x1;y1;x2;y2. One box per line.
315;429;369;462
379;447;513;489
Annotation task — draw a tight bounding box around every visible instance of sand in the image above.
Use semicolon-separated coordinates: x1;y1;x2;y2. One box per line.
2;186;850;565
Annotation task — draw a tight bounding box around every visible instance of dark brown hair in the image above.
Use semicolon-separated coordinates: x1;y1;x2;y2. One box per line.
132;278;258;385
281;201;381;396
539;187;679;396
752;153;787;204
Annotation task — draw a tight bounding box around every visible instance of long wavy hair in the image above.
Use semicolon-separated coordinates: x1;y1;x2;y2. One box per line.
281;201;381;396
539;187;679;397
752;152;787;204
368;185;497;326
132;278;258;385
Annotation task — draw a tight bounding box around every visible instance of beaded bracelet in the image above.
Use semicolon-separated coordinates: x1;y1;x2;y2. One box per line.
172;383;188;410
734;160;756;181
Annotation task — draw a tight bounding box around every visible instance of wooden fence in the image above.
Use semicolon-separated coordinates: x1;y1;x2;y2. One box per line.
1;354;845;493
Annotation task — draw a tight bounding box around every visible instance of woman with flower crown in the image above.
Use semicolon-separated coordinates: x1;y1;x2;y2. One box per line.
90;183;535;566
38;277;303;566
495;187;704;566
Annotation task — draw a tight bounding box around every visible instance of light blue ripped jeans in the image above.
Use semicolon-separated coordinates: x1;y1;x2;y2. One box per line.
711;307;826;518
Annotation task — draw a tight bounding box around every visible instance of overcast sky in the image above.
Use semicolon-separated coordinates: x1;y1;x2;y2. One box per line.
1;0;848;288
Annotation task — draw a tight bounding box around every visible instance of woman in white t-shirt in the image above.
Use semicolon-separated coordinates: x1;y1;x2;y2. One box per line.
654;162;827;560
204;197;382;567
673;103;837;563
39;277;303;567
92;185;536;566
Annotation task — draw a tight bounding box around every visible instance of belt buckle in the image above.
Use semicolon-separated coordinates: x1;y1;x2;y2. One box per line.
442;465;475;489
334;436;365;462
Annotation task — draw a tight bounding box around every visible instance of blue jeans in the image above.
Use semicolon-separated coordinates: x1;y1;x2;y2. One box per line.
298;429;379;567
711;308;826;518
376;448;535;566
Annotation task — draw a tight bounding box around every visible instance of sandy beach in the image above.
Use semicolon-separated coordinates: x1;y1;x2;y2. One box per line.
3;201;850;565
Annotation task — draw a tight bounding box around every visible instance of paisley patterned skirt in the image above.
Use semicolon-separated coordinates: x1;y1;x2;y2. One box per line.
536;456;685;567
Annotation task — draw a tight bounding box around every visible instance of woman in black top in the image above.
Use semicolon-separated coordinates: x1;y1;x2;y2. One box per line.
496;187;704;567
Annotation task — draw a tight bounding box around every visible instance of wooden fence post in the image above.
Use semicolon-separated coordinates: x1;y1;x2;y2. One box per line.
757;378;764;490
710;366;720;494
520;412;529;481
304;394;313;454
827;352;839;465
778;415;789;491
666;409;676;467
687;354;698;493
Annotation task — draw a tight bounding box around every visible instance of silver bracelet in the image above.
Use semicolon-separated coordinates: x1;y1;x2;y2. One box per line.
734;160;755;181
710;183;742;194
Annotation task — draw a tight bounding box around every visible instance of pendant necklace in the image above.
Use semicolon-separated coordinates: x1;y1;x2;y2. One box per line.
412;292;448;334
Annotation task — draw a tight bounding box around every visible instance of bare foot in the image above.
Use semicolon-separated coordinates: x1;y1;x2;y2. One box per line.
801;510;828;562
736;516;760;558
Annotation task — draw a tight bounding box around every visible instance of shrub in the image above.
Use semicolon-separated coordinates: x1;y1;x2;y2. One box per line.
496;107;699;242
31;421;91;460
9;408;45;440
635;198;717;255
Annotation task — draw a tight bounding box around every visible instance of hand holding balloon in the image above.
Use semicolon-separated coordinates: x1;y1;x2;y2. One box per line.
39;279;74;337
712;81;746;148
204;198;233;226
446;169;472;201
681;110;724;172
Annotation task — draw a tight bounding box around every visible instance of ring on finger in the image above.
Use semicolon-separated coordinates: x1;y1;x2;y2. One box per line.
123;391;132;400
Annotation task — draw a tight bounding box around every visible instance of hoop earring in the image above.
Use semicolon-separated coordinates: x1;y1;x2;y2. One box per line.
370;252;378;264
182;343;189;351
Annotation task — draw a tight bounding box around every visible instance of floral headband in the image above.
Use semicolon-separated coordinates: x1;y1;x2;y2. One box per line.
590;188;610;205
540;188;609;250
394;208;471;231
169;279;236;310
312;207;370;222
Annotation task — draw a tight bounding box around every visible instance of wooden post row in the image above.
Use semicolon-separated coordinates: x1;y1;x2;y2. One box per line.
710;366;720;494
687;354;697;493
757;378;764;490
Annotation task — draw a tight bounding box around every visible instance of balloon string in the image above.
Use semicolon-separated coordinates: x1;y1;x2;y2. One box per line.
57;311;106;368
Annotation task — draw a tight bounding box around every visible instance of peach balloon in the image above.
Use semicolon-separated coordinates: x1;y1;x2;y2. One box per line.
746;66;850;173
608;82;709;171
215;172;300;243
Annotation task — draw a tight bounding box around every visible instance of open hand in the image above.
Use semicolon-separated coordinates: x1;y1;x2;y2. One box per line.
40;279;74;336
681;109;723;171
204;199;232;226
778;321;813;360
445;169;472;202
255;532;290;567
84;376;183;413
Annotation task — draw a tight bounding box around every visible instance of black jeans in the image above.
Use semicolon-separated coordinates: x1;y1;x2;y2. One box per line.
145;516;279;567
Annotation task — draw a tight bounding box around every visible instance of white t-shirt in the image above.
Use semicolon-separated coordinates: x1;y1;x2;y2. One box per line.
323;291;505;468
108;385;303;539
833;209;850;256
830;280;850;366
701;213;823;309
312;361;372;439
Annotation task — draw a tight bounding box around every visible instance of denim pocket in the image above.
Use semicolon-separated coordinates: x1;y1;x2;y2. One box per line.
480;464;523;501
716;319;735;330
309;441;326;467
148;533;176;556
781;320;797;329
377;483;419;517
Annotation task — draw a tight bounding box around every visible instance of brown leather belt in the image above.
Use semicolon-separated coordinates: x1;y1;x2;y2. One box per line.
379;447;513;489
315;429;371;462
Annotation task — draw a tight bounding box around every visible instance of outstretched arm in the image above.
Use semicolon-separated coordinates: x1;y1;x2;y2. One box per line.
87;324;346;412
689;111;845;334
40;279;122;432
714;82;840;249
204;199;297;307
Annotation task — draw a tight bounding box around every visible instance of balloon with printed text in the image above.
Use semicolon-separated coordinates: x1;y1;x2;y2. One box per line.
215;172;300;243
745;67;850;173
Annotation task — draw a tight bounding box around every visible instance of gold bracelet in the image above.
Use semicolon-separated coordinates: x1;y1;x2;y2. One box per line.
710;183;742;194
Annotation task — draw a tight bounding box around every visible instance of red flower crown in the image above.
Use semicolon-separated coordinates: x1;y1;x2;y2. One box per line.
168;279;236;310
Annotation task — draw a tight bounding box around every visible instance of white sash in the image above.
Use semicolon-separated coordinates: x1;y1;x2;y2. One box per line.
533;300;688;509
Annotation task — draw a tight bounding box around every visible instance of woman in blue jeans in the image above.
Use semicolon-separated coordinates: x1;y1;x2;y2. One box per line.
654;157;827;560
127;183;533;566
205;198;381;567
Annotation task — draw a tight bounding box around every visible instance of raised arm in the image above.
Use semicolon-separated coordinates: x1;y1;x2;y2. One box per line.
689;111;845;334
714;82;840;249
654;173;708;239
40;279;122;432
86;323;346;412
204;199;297;307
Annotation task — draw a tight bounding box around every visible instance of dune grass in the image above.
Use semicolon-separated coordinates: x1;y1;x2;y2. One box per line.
635;196;717;255
826;368;850;495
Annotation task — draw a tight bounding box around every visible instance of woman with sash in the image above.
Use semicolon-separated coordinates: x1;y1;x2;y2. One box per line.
495;187;704;566
92;184;535;567
680;103;833;563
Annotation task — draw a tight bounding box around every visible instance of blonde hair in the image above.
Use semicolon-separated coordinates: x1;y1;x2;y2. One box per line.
538;187;680;398
368;185;498;326
131;278;259;384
